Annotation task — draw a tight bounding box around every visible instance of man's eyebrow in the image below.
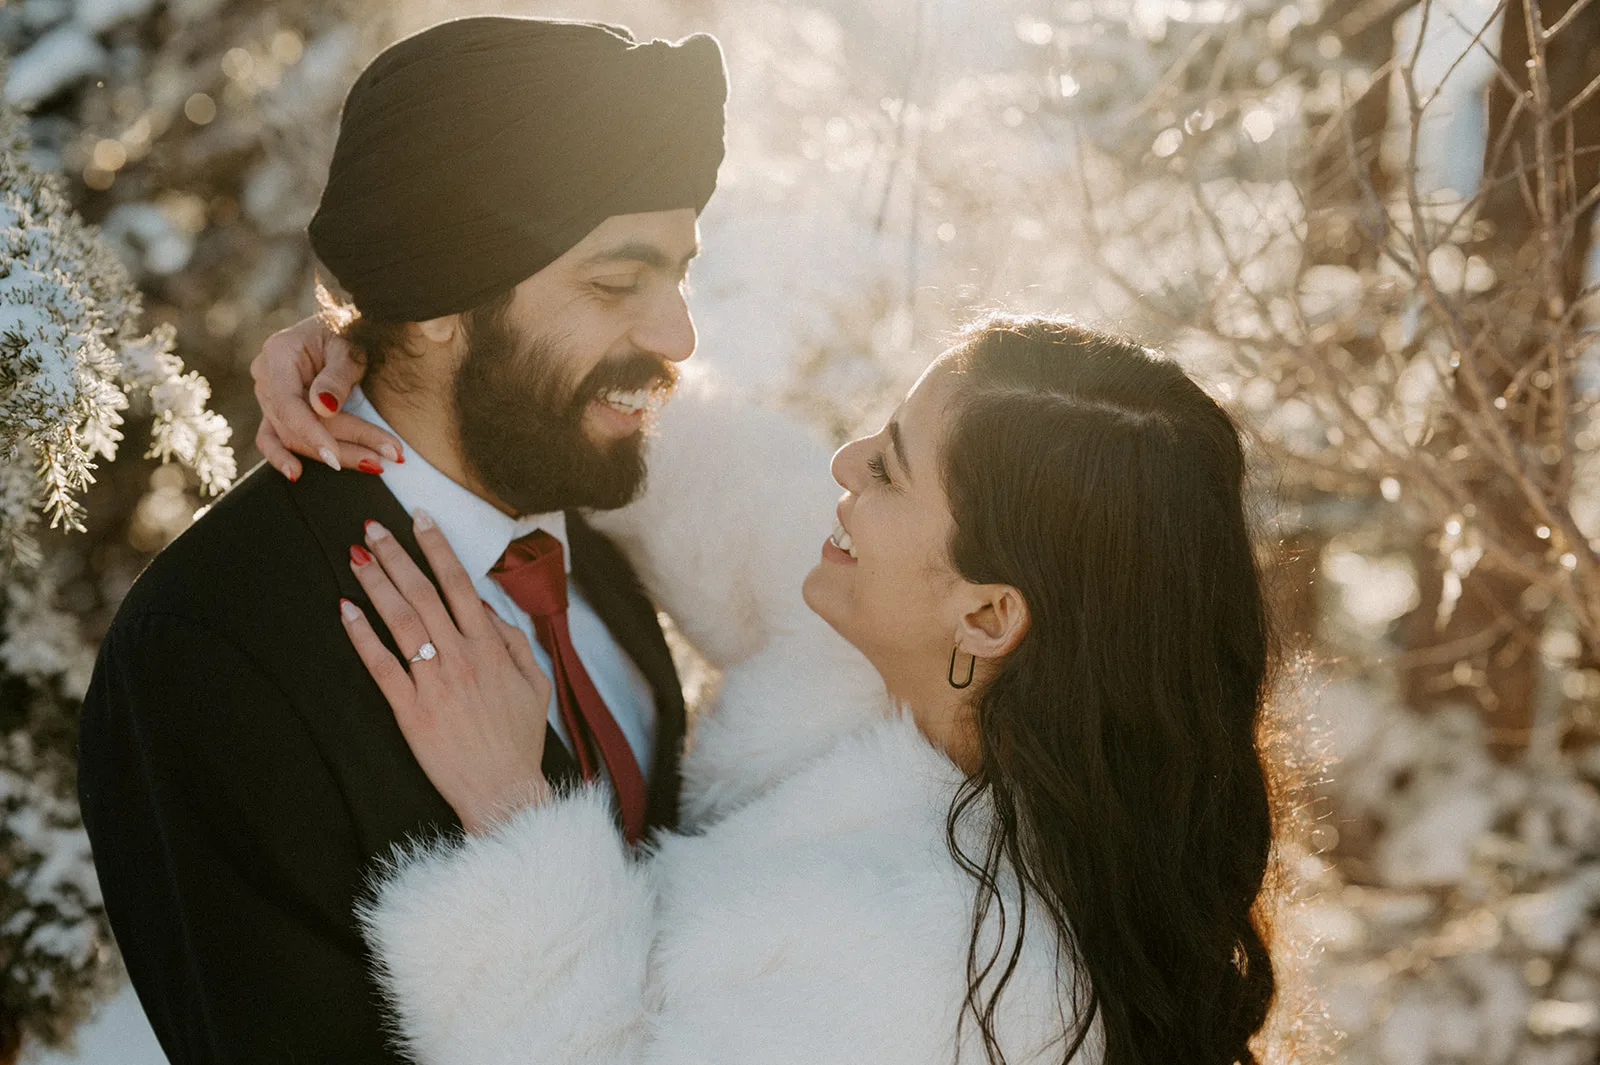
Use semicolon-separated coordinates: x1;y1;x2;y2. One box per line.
580;241;700;271
888;418;911;479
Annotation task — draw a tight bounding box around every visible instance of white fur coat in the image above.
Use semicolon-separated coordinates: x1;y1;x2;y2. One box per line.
359;373;1098;1065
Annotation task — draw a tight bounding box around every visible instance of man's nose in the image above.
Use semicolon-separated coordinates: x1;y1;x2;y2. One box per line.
634;286;697;363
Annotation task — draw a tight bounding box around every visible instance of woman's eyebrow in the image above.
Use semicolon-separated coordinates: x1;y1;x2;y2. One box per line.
889;418;911;479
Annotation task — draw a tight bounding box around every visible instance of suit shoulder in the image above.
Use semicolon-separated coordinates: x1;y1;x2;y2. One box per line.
113;462;321;629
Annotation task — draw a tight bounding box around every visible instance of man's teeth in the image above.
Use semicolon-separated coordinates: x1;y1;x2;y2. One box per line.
600;389;650;415
830;521;857;559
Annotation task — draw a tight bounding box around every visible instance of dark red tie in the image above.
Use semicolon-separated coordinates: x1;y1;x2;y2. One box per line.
490;530;647;843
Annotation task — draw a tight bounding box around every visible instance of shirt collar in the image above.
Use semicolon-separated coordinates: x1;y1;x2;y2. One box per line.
344;387;570;576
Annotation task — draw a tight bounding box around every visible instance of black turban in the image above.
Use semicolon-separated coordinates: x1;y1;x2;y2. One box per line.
308;17;727;323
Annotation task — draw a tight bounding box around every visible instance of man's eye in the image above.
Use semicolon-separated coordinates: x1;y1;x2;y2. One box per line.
866;454;891;484
592;280;639;296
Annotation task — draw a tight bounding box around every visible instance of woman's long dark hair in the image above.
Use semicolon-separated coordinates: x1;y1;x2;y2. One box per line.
940;315;1279;1065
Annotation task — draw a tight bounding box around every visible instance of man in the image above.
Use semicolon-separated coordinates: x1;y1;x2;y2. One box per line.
77;17;726;1063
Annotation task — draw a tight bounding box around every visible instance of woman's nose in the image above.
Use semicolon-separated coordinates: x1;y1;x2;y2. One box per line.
830;438;865;491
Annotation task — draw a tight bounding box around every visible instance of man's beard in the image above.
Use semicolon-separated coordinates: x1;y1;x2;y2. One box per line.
453;311;677;516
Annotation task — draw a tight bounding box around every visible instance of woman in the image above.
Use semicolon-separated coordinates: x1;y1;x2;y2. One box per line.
255;314;1283;1065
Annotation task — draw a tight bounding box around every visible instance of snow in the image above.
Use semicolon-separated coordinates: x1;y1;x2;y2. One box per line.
98;204;194;276
26;986;165;1065
3;25;107;108
71;0;156;34
1376;777;1498;886
1507;869;1600;953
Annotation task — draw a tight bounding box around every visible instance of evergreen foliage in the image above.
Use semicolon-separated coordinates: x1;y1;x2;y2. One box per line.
0;62;232;1054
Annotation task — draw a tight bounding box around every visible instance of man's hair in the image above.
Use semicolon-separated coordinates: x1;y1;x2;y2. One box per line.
314;276;515;384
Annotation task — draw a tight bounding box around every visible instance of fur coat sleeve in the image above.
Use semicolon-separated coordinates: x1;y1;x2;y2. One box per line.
360;721;1094;1065
359;787;652;1065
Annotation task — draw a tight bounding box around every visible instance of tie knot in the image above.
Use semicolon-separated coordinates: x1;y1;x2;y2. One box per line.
491;529;567;618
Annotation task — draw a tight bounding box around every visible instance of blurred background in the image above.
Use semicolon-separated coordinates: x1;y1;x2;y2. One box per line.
2;0;1598;1062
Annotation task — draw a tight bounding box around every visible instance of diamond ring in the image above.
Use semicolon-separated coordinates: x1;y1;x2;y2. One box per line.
408;641;438;664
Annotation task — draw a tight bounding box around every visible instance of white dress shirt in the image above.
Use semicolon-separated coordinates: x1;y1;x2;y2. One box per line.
344;388;657;783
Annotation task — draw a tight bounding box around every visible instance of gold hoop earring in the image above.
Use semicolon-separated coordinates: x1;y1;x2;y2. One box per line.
948;645;975;690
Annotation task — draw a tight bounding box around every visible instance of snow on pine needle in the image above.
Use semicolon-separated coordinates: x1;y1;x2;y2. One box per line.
0;78;233;559
0;64;237;1052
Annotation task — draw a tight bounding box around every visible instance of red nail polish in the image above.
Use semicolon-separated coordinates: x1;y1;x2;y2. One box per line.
318;392;339;413
394;452;406;464
363;519;380;536
350;544;372;566
358;459;383;475
286;467;300;483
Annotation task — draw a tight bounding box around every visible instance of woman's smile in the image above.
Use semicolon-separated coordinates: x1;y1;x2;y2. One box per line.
823;516;858;564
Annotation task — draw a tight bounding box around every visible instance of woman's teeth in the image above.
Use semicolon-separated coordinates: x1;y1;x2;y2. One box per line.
830;521;857;559
600;388;650;415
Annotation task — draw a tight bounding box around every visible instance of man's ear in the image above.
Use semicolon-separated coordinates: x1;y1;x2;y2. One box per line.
955;584;1030;661
412;314;460;347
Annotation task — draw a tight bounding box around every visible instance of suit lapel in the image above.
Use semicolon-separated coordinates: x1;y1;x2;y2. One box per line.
566;511;687;832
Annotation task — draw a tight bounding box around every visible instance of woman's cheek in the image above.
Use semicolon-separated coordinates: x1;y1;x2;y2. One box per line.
858;539;898;612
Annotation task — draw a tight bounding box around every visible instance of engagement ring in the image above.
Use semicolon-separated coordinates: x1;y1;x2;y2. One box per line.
408;642;437;664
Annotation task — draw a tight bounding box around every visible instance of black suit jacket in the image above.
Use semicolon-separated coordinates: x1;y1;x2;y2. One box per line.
77;460;685;1064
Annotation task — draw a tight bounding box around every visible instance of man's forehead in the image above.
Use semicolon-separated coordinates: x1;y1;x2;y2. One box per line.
569;209;701;266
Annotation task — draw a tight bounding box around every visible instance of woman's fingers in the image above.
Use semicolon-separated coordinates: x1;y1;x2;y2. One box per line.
253;316;326;384
260;415;386;479
251;315;400;469
252;317;346;470
409;510;494;640
349;533;446;662
255;419;303;483
484;606;551;705
338;443;391;474
338;598;416;711
360;520;463;652
308;333;369;419
323;412;404;467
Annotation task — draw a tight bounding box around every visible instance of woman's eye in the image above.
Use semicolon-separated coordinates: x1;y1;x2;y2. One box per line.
866;454;891;485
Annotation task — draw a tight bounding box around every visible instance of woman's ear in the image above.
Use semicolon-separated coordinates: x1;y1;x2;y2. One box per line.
955;584;1030;661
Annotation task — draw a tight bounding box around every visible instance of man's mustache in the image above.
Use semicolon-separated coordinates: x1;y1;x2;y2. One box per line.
572;353;679;408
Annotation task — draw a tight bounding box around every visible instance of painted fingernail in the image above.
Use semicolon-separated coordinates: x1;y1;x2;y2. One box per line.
364;519;391;541
340;598;360;621
349;545;372;566
319;447;341;472
413;508;435;532
357;459;383;475
383;444;404;463
317;392;340;414
284;465;300;483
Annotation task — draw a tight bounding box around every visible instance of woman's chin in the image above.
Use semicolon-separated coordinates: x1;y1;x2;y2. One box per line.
800;563;826;611
801;565;844;630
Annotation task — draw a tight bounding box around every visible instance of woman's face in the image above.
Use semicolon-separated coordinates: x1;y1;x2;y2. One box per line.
802;357;975;714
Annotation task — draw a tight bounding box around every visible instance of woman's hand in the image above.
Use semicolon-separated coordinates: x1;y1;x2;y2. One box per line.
339;509;552;835
251;315;404;481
